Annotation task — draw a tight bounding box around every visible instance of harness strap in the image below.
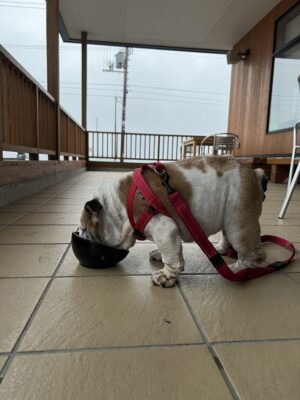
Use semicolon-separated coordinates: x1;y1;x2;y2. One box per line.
127;162;295;281
127;167;170;240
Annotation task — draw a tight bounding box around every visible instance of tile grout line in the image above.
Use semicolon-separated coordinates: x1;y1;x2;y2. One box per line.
283;272;300;285
210;337;300;345
0;242;72;384
0;272;219;279
2;343;206;357
177;283;240;400
0;271;299;280
2;337;300;359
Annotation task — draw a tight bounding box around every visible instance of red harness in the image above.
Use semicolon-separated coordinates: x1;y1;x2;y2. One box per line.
127;162;295;281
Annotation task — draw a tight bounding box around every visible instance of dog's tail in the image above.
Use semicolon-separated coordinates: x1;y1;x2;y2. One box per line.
255;168;268;201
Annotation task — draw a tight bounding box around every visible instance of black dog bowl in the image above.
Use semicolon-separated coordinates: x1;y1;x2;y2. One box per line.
72;231;129;269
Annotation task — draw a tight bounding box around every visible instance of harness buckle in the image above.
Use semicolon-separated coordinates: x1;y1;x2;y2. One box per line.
153;167;176;194
133;229;146;240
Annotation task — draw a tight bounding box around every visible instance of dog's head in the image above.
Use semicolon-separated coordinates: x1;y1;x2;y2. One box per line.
80;198;103;241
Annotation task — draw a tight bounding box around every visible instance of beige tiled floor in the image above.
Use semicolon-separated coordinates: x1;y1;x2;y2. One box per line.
0;173;299;399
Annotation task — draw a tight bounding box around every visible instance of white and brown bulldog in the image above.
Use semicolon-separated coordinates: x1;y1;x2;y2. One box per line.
80;156;267;287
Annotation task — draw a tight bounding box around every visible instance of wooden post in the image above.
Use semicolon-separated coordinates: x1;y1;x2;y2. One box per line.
35;86;40;158
81;32;88;160
46;0;60;160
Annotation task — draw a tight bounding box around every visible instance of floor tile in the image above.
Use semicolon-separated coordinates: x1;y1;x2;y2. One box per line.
32;204;83;213
20;276;202;351
0;213;24;224
0;244;67;277
0;356;7;371
0;278;49;352
180;274;300;342
214;341;300;400
0;226;76;244
0;346;231;400
14;213;81;225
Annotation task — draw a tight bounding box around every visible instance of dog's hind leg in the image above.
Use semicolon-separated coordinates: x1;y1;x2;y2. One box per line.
145;214;184;288
226;221;267;273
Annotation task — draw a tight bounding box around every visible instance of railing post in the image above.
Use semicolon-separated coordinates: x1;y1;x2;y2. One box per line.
81;31;88;161
46;0;60;160
120;133;125;162
30;86;39;160
157;135;161;161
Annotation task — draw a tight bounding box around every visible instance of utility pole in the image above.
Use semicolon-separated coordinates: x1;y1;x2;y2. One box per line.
121;47;129;134
120;47;129;161
103;47;131;161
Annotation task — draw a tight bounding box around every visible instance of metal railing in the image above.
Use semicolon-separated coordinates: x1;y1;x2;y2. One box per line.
88;131;202;162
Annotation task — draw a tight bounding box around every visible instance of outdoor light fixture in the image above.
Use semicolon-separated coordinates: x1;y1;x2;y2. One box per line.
226;49;250;64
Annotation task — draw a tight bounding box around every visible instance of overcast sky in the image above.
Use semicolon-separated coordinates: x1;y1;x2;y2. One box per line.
0;0;232;135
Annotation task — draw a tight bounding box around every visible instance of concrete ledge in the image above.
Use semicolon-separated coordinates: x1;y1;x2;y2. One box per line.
0;160;86;185
0;161;86;206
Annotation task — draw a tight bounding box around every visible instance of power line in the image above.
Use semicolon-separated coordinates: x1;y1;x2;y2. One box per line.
58;83;227;101
128;97;227;106
46;80;227;96
129;89;226;101
60;92;227;106
129;84;228;96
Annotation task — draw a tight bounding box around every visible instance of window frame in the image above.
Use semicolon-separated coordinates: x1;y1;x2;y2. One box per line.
267;0;300;134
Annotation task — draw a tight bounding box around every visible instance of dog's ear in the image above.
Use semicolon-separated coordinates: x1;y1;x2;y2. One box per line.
84;199;102;222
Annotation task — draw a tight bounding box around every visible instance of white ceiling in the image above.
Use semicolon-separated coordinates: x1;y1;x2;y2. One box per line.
59;0;281;51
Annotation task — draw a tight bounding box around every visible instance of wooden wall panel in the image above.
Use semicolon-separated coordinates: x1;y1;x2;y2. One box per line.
228;0;298;157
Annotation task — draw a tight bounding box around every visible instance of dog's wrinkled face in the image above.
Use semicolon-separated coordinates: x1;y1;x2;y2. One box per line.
80;198;103;241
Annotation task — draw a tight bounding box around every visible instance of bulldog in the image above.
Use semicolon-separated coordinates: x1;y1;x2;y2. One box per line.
80;156;268;287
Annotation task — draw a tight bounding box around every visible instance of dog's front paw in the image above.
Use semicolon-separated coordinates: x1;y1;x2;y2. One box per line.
152;269;177;288
149;249;162;262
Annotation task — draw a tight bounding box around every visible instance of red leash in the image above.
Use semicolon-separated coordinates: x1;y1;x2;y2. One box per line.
127;162;295;281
